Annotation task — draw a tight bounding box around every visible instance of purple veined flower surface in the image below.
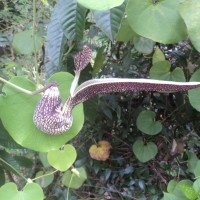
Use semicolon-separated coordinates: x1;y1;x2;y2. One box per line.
33;84;73;135
33;77;200;135
74;46;92;72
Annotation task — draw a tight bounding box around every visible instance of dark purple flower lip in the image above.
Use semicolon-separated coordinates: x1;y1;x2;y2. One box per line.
74;46;92;73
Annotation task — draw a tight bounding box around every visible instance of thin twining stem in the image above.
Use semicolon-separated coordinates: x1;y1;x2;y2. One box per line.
0;77;58;95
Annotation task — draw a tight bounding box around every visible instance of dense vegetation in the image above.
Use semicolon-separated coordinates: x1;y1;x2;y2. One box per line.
1;0;200;199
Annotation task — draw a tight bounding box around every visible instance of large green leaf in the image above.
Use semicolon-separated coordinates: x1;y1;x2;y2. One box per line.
150;61;186;82
132;139;158;162
47;144;77;171
12;30;43;55
93;1;127;41
127;0;187;44
0;150;21;175
0;72;84;152
0;168;5;187
188;69;200;112
58;0;87;41
77;0;125;11
179;0;200;52
0;183;44;200
0;119;23;149
45;1;66;78
136;111;162;135
115;17;136;42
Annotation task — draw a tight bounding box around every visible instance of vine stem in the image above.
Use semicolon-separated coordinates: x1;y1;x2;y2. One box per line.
66;173;74;200
32;0;38;83
31;169;58;181
0;158;27;182
0;76;57;95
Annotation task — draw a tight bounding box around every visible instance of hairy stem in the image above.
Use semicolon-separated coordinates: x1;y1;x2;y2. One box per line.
0;77;58;95
32;0;38;83
0;158;27;182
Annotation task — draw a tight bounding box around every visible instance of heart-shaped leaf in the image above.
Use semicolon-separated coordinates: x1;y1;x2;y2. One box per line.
0;182;44;200
47;144;77;171
193;178;200;194
0;72;84;152
150;61;186;82
132;139;158;163
35;171;54;188
62;167;87;189
136;111;162;135
127;0;187;44
179;0;200;52
133;35;154;54
188;69;200;112
12;30;43;55
77;0;124;11
152;47;165;65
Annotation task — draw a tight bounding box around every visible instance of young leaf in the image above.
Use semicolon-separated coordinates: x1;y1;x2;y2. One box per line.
133;35;155;55
150;61;186;82
12;30;43;55
35;171;54;188
62;167;87;189
152;47;165;64
136;111;162;135
132;139;158;162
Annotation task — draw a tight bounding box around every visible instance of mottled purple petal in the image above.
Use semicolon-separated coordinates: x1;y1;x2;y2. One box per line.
70;78;200;106
33;85;72;135
74;46;92;72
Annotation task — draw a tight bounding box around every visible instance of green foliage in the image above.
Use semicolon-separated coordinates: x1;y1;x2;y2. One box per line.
62;167;87;189
1;0;200;199
150;60;186;81
0;182;44;200
188;69;200;112
179;0;200;52
77;0;125;11
12;30;43;55
152;47;165;64
35;171;54;188
127;0;187;43
47;144;77;171
0;72;84;152
93;1;127;41
136;110;162;135
133;139;158;162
